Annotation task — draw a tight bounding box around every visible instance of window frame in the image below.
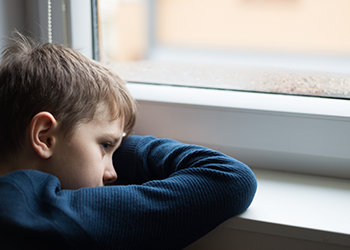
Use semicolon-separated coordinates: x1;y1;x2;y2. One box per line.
128;82;350;179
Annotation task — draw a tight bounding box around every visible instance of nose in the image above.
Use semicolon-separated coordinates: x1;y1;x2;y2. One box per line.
103;164;118;185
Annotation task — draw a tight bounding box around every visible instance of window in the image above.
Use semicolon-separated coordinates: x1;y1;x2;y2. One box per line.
99;0;350;98
96;0;350;179
43;0;350;179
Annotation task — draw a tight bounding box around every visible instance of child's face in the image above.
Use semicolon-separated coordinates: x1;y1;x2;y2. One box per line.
44;109;124;190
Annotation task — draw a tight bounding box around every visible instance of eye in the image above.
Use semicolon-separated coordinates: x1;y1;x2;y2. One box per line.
101;143;111;151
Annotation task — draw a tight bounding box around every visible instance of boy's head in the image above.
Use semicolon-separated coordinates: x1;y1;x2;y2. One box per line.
0;33;137;188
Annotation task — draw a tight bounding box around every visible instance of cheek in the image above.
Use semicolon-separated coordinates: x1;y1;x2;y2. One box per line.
72;151;104;188
57;145;103;189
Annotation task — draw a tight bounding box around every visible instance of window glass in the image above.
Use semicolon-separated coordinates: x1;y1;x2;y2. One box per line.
99;0;350;98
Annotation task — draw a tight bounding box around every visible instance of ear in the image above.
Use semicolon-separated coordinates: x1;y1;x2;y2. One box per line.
30;112;58;159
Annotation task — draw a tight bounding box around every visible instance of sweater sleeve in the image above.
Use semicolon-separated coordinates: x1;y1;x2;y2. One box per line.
114;135;257;186
94;135;257;249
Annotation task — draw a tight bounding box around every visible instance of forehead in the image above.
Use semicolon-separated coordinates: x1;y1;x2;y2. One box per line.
73;102;124;135
94;101;123;122
77;113;124;140
94;104;123;128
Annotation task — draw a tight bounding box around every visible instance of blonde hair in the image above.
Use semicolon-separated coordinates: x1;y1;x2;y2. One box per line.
0;32;137;162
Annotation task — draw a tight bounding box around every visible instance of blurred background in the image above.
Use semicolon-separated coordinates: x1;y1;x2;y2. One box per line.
99;0;350;97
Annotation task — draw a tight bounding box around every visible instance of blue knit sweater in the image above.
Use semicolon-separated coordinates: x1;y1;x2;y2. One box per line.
0;135;257;250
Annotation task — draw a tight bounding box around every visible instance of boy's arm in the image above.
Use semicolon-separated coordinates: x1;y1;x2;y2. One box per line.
103;135;257;248
114;135;256;188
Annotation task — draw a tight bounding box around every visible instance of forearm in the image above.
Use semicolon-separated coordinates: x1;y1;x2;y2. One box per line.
110;135;257;248
113;135;257;212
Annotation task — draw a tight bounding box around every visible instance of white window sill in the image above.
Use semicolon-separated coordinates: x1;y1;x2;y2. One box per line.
189;169;350;249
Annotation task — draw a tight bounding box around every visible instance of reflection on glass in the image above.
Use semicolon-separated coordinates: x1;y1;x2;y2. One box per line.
99;0;350;98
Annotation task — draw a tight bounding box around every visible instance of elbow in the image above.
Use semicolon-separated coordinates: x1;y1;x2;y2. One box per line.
232;164;258;215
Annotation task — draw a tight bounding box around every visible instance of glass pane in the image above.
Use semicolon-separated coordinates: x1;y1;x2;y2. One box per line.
99;0;350;98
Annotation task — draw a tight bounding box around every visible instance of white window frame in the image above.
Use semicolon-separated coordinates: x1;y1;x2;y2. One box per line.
47;0;350;180
128;83;350;179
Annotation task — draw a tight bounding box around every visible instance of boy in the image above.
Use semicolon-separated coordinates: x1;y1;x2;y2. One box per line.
0;33;257;250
